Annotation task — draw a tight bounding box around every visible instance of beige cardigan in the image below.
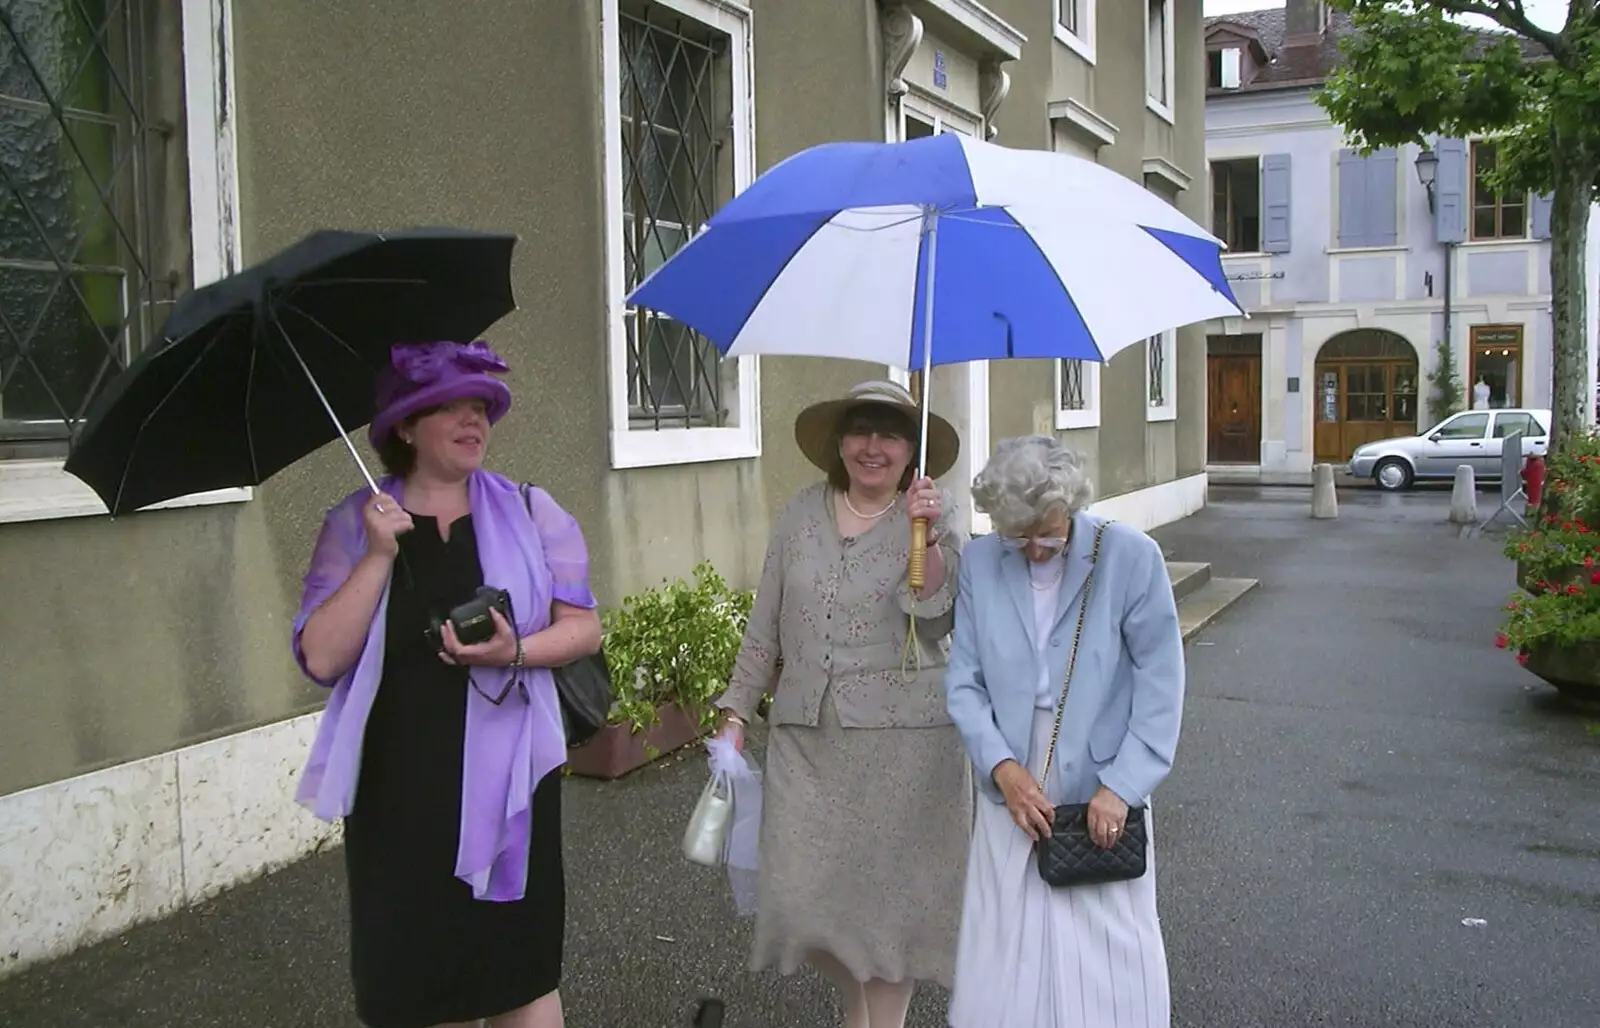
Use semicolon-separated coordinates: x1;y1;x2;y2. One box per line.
715;481;966;729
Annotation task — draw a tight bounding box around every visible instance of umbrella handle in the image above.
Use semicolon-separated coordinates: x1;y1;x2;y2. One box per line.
908;517;928;592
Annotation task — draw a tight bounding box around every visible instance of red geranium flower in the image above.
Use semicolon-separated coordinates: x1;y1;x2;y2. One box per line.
1495;633;1509;649
1515;651;1529;665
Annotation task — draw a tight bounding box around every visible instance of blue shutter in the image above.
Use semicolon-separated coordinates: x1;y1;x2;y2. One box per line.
1434;137;1467;244
1261;152;1292;253
1530;192;1552;239
1365;147;1400;246
1337;148;1368;248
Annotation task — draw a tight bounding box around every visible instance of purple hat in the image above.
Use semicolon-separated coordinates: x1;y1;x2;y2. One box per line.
368;340;513;447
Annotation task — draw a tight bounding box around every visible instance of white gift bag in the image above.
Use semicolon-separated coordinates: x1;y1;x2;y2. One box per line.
682;733;763;916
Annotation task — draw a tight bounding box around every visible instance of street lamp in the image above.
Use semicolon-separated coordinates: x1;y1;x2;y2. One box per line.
1415;149;1439;211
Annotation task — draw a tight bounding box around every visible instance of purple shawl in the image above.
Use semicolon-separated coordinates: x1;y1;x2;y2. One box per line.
291;468;596;901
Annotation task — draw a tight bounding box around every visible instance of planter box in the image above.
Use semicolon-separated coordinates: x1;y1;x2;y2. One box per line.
565;702;708;780
1523;640;1600;705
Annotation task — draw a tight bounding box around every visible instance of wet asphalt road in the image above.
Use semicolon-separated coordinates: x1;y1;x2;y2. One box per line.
2;485;1597;1028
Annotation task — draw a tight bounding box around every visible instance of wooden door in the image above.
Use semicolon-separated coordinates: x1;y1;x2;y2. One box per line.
1207;353;1261;463
1312;360;1420;462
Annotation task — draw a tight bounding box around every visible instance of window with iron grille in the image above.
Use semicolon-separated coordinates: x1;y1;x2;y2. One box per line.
1147;334;1166;408
0;1;191;460
1059;359;1086;410
618;0;737;431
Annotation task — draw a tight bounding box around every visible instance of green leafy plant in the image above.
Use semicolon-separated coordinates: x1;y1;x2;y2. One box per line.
600;560;754;734
1317;0;1599;456
1498;431;1600;657
1426;338;1465;426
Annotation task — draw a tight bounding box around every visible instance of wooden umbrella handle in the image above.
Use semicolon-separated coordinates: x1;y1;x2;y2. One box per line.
908;516;929;592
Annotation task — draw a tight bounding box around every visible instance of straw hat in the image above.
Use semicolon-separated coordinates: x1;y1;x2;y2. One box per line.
793;380;960;481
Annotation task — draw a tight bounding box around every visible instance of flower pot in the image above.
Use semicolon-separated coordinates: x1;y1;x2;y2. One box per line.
564;701;708;780
1522;639;1600;704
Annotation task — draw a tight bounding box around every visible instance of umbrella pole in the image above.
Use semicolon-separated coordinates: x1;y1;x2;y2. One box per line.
275;328;383;496
909;205;939;593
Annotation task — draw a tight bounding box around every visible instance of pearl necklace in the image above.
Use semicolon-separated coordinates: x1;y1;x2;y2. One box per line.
842;491;897;520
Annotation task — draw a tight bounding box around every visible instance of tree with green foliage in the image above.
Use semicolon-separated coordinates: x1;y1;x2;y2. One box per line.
1317;0;1598;455
1426;337;1466;424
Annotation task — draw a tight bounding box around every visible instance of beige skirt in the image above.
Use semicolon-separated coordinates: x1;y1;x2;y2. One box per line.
749;691;972;986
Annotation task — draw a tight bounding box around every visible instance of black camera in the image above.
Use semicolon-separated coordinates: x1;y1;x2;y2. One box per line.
425;586;513;651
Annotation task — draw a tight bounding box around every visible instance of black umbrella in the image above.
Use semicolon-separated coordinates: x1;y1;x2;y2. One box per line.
63;226;517;515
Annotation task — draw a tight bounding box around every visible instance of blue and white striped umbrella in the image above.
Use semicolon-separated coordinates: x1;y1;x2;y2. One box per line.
627;133;1245;470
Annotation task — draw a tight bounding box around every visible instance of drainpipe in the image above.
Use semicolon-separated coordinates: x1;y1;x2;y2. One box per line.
1415;147;1453;415
1442;239;1454;406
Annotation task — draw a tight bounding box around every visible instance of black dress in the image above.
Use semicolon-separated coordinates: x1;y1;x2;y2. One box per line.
343;512;564;1028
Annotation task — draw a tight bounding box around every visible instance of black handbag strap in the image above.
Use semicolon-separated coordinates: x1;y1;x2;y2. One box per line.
1037;520;1111;790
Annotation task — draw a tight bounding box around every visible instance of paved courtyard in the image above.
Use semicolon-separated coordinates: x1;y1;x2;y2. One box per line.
1;485;1596;1028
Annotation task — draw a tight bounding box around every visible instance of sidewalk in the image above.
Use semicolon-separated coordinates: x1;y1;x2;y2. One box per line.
2;486;1597;1027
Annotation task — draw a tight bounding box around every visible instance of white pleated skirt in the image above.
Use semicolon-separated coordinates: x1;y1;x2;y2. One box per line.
947;709;1171;1028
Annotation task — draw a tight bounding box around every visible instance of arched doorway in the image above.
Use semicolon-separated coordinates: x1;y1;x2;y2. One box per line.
1312;330;1420;463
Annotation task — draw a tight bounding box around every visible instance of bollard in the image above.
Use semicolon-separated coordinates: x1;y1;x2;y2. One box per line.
1311;463;1338;519
1448;464;1478;524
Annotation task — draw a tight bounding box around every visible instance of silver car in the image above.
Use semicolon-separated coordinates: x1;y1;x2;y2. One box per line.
1347;408;1551;492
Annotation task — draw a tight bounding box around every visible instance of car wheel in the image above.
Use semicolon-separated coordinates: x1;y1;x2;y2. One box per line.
1374;458;1413;492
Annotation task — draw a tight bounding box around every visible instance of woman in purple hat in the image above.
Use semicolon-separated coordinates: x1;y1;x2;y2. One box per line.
291;340;602;1028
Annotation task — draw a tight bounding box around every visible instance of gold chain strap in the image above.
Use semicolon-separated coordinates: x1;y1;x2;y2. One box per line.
1037;520;1111;790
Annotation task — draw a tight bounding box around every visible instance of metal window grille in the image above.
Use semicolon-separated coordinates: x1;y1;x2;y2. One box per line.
1147;335;1166;408
0;0;174;455
619;3;732;430
1058;0;1079;34
1059;358;1086;411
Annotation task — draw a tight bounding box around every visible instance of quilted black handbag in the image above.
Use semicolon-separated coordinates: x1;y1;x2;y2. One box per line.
1033;521;1150;888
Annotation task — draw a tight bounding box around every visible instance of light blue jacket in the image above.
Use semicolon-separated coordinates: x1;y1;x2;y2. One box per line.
944;511;1185;807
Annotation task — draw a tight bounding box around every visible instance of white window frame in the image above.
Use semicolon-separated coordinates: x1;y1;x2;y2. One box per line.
0;0;249;525
1053;0;1096;64
601;0;761;470
1144;0;1176;124
1054;359;1101;430
1145;329;1178;422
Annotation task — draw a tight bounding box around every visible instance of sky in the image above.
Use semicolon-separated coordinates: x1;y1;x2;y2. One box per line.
1202;0;1570;31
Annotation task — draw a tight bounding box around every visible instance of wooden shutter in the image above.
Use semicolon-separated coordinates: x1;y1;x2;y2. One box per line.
1433;137;1467;244
1364;148;1399;247
1530;192;1552;239
1261;152;1292;253
1337;148;1369;248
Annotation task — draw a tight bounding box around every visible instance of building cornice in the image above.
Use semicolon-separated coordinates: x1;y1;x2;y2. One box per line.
903;0;1025;62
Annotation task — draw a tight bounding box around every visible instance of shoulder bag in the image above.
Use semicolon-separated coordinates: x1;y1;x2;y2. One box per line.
519;483;615;748
1033;520;1150;888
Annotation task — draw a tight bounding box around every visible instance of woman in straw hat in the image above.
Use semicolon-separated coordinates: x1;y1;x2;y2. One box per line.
712;380;971;1028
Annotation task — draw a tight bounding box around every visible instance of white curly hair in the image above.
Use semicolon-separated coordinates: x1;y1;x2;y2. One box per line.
970;434;1095;537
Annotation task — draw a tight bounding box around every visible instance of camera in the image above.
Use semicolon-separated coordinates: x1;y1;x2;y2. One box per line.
424;586;513;652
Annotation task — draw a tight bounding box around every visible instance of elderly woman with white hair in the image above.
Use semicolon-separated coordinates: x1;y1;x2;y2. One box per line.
943;435;1185;1028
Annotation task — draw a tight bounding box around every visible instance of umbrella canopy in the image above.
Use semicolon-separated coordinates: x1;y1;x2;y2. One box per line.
63;226;517;516
626;133;1244;370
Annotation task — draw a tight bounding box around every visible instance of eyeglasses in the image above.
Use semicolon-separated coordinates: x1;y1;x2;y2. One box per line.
999;535;1069;551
